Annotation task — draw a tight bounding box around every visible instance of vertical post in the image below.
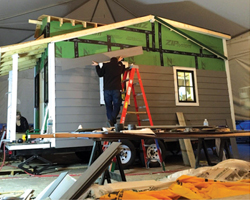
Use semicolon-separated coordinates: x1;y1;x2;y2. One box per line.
6;53;19;142
222;39;239;158
48;42;56;133
223;39;236;130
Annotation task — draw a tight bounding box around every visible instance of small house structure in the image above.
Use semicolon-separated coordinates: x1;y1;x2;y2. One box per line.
0;14;234;144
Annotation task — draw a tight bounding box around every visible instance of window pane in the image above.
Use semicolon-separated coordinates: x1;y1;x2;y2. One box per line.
185;72;193;86
179;87;186;101
177;71;185;86
186;87;194;101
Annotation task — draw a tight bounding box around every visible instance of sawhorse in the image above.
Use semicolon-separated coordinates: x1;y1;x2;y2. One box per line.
195;138;233;168
88;140;126;184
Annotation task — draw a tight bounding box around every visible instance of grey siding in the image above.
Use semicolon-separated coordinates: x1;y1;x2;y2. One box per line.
125;65;232;128
54;59;232;130
55;59;107;132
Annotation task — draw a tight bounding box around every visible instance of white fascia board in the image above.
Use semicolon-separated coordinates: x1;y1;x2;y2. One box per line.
159;17;231;40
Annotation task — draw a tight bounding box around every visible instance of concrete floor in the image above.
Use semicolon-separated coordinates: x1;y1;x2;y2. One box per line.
0;142;249;199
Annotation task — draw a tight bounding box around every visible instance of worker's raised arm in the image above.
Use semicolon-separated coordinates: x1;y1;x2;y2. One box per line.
92;61;105;77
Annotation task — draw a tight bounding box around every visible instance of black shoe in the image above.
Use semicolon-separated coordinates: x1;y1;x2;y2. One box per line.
108;120;114;127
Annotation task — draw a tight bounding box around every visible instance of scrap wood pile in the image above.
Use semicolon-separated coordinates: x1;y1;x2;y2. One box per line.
87;159;250;200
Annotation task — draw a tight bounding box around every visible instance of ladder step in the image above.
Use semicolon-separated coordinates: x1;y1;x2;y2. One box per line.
139;106;146;109
136;93;143;96
122;79;129;83
127;111;147;114
141;119;149;122
133;82;139;85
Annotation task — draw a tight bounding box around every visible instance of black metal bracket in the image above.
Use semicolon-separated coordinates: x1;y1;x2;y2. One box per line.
18;154;52;175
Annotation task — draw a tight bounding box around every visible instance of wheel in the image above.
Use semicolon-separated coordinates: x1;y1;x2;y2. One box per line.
118;140;136;169
140;139;166;167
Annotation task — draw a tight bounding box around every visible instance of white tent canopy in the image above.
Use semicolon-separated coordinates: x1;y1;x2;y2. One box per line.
227;31;250;120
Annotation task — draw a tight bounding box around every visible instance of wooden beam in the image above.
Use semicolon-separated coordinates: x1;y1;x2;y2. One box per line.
0;60;37;73
159;17;231;40
47;16;51;23
59;18;63;27
176;112;196;168
37;14;105;27
1;54;41;67
1;43;47;57
71;20;75;26
1;49;44;63
82;22;87;28
28;19;42;25
27;131;250;139
0;15;154;53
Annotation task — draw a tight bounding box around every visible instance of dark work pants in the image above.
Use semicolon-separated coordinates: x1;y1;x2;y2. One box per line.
104;90;122;125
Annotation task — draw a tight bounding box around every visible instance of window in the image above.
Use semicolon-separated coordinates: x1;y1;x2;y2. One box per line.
173;66;199;106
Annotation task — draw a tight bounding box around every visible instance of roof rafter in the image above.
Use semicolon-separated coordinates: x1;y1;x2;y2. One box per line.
155;16;227;60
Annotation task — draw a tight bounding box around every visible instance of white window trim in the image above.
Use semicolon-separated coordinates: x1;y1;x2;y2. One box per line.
173;66;199;106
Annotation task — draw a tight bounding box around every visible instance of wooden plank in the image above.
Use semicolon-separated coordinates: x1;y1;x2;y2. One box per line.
159;17;231;39
176;112;196;168
37;15;105;27
1;43;47;57
1;48;45;62
28;19;42;25
0;60;37;72
28;131;250;139
56;46;143;71
0;15;154;53
1;54;41;67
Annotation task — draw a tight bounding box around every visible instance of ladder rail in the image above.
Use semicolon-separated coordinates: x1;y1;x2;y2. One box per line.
120;67;165;171
120;69;135;124
135;68;153;126
131;84;141;126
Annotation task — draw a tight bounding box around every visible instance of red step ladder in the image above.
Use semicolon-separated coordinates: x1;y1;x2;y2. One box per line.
120;66;165;170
